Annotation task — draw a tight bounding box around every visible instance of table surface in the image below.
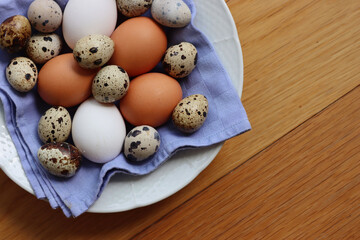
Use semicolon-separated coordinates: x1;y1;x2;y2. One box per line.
1;0;360;239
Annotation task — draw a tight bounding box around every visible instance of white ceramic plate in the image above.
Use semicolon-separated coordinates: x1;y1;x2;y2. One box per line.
0;0;243;213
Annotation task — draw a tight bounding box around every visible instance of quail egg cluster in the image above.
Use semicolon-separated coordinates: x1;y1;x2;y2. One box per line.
1;0;211;177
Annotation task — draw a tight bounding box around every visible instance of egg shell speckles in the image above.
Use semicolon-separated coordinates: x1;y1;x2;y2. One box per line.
151;0;191;28
117;0;153;17
26;33;62;64
27;0;62;33
163;42;197;78
124;125;160;162
172;94;208;133
38;106;72;144
38;142;81;178
0;15;32;52
92;65;130;103
6;57;38;92
73;34;115;69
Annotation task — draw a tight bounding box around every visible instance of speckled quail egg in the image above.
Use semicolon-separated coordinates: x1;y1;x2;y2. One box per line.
162;42;197;78
124;125;160;162
0;15;32;52
26;33;62;64
5;57;38;92
151;0;191;28
92;65;130;103
117;0;153;17
37;142;81;178
38;106;72;143
27;0;63;33
73;34;115;69
172;94;208;133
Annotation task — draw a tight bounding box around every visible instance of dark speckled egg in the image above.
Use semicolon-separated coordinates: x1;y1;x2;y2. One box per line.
38;106;72;144
0;15;32;52
151;0;191;28
162;42;197;78
26;33;63;64
117;0;153;17
27;0;63;33
6;57;38;92
73;34;114;69
124;125;160;162
172;94;208;133
37;142;81;178
92;65;130;103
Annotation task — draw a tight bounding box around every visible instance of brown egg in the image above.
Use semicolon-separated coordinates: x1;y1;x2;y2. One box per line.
119;73;183;127
109;17;167;77
38;53;98;107
0;15;31;52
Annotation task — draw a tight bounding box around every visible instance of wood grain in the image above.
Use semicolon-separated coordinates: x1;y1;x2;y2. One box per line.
221;0;360;172
133;87;360;239
0;0;359;239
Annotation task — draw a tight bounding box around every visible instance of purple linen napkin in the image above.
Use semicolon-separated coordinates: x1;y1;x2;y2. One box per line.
0;0;251;217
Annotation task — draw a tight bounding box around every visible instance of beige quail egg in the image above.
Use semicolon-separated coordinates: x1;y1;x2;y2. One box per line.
5;57;38;92
151;0;191;28
73;34;115;69
172;94;208;133
124;125;161;162
37;142;81;178
162;42;197;78
0;15;32;52
38;106;72;143
26;33;62;64
92;65;130;103
27;0;63;33
117;0;153;17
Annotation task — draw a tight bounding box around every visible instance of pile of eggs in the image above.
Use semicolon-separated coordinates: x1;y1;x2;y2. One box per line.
0;0;209;178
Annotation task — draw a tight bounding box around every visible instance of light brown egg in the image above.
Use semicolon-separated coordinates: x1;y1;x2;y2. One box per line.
109;17;167;77
119;73;182;127
38;53;98;107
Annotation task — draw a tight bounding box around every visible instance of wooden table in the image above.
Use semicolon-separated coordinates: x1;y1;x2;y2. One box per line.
1;0;359;239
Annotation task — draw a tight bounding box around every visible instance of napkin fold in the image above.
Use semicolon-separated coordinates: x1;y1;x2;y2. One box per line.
0;0;251;217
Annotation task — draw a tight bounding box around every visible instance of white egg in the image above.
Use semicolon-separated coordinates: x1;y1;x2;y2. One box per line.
71;98;126;164
62;0;117;49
